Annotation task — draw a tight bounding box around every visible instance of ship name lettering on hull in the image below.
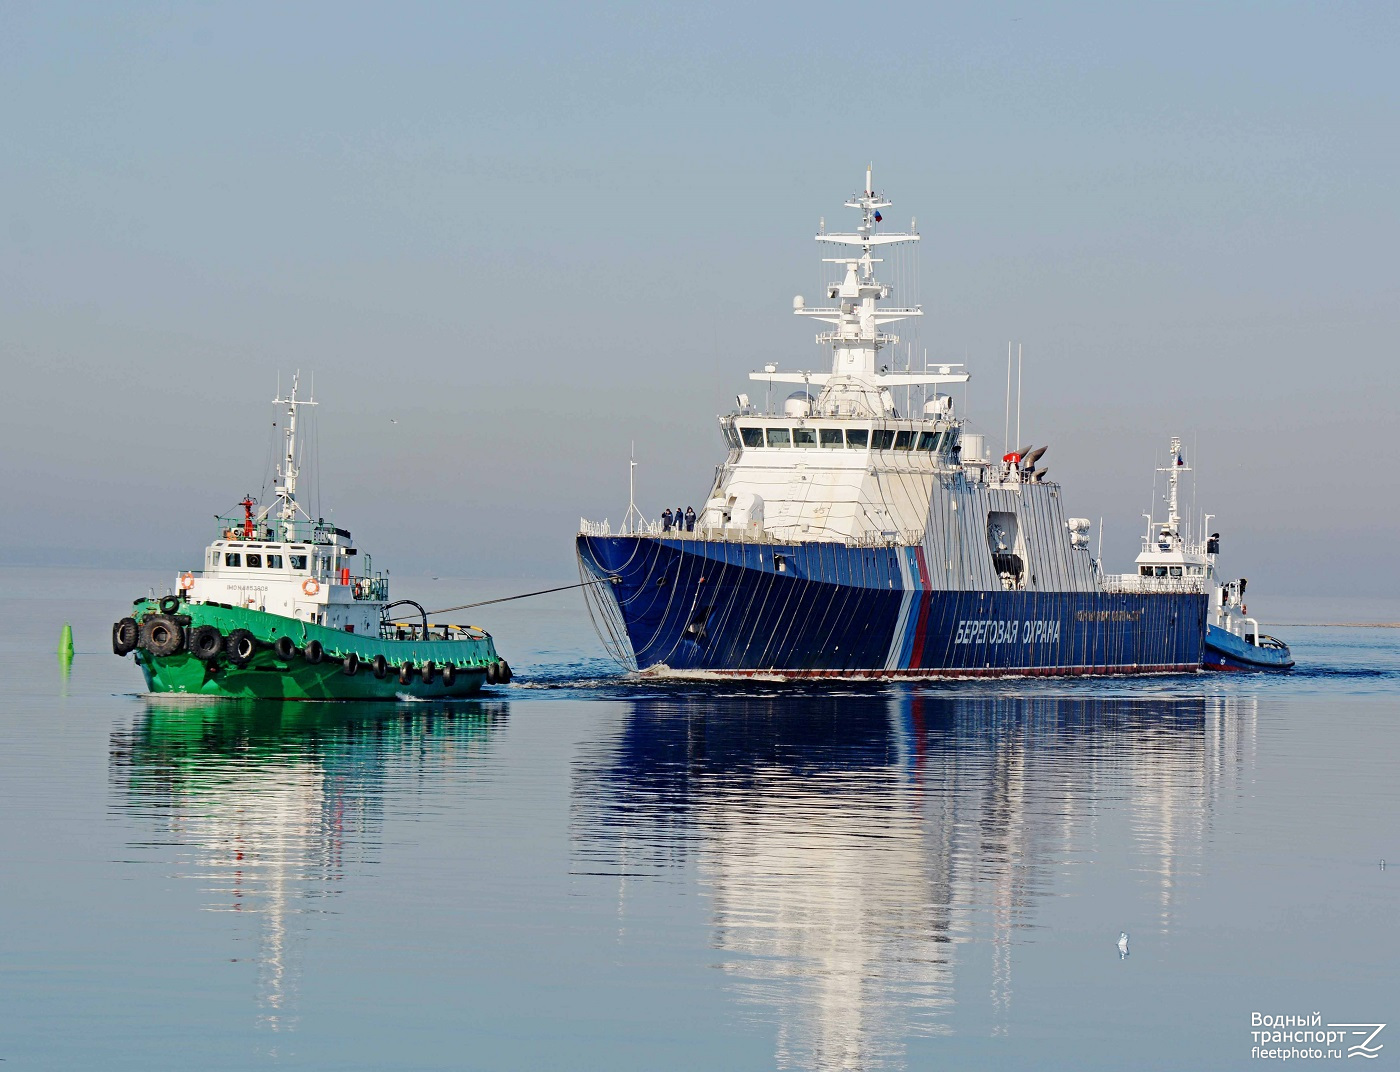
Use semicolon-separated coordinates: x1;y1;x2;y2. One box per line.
953;619;1062;645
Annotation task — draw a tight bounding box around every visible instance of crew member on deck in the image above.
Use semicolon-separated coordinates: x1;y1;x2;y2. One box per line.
684;506;696;531
662;508;673;532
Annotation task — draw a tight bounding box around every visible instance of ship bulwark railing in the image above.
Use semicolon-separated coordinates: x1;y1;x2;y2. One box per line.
579;517;926;548
1100;574;1208;594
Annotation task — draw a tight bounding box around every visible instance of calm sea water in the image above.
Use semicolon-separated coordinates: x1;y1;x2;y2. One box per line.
2;567;1397;1070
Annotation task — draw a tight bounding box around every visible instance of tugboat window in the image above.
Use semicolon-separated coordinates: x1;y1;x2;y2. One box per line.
266;554;283;569
819;428;843;448
740;427;764;448
1169;566;1182;578
793;427;817;446
766;428;791;447
894;430;915;450
871;429;895;450
245;553;262;568
1155;566;1168;577
845;429;869;448
224;553;241;567
290;555;308;570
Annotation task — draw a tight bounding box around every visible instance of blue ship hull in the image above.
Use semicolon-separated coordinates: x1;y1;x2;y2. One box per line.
577;535;1207;677
1202;624;1294;671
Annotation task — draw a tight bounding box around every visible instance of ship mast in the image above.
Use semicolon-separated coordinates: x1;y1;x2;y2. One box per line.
757;166;969;416
269;372;318;540
1155;436;1190;548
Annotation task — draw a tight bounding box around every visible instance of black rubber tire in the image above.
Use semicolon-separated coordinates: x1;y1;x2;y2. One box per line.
273;635;298;661
158;595;181;614
189;624;223;662
442;664;456;687
498;659;512;684
113;618;138;657
305;639;324;665
371;654;388;679
140;615;184;657
485;661;499;685
342;652;359;676
398;662;415;686
421;660;435;684
226;628;257;668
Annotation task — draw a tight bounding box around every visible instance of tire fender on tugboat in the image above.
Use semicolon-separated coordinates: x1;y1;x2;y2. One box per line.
189;624;223;662
140;615;184;657
113;618;139;657
226;628;257;668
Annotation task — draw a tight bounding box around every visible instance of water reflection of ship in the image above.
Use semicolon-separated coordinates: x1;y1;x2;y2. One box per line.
109;699;507;1036
573;692;1257;1071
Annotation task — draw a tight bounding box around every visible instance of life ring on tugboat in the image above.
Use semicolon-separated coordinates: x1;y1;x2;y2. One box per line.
179;572;195;591
302;578;321;596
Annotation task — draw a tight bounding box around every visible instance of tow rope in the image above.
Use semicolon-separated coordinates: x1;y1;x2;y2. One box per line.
425;576;618;617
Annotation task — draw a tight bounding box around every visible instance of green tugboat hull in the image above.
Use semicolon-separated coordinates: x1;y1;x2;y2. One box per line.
125;600;502;701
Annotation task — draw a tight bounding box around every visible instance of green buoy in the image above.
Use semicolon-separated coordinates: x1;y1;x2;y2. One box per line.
59;622;74;660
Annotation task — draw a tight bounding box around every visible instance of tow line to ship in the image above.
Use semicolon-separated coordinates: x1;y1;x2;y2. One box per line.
426;576;619;617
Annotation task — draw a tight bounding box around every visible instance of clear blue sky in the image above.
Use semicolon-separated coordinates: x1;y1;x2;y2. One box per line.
2;2;1396;595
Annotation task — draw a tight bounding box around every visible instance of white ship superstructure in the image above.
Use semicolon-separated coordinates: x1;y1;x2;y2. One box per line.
577;170;1210;677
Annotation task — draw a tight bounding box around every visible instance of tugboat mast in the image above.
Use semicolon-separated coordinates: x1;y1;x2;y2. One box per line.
269;371;318;540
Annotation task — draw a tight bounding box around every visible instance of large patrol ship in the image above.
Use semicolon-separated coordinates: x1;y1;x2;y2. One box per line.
576;170;1208;677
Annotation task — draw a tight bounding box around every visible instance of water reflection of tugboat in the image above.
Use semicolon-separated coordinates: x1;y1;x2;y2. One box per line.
111;700;507;1034
572;692;1256;1070
110;374;511;700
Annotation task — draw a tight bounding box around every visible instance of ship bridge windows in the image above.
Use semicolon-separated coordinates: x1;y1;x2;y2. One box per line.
1170;566;1183;578
845;429;869;448
871;430;895;450
266;554;283;569
794;427;817;447
245;553;262;568
740;427;764;448
894;430;915;450
224;552;241;567
819;428;843;448
290;554;308;571
722;422;741;449
766;428;791;447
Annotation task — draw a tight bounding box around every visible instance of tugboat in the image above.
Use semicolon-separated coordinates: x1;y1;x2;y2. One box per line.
575;169;1208;678
112;375;512;699
1202;578;1294;671
1109;436;1292;671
